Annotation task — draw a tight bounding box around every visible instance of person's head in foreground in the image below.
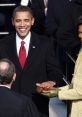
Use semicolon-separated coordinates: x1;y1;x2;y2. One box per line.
0;58;16;87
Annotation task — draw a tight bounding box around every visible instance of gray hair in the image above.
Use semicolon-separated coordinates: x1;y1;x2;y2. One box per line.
0;58;16;84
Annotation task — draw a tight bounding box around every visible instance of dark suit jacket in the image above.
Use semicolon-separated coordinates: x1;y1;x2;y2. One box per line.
57;0;81;50
45;0;71;77
0;86;39;117
30;0;45;34
56;0;81;83
0;31;65;117
45;0;70;37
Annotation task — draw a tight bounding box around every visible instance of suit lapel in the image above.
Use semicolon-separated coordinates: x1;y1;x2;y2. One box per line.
23;32;40;70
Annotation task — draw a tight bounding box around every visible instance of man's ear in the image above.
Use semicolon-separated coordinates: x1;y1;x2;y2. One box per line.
12;73;16;81
12;18;14;26
32;17;35;26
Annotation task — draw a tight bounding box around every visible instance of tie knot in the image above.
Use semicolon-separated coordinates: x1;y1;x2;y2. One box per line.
21;41;25;46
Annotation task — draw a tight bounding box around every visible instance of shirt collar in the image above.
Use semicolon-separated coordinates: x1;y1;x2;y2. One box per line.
16;32;31;46
0;84;11;89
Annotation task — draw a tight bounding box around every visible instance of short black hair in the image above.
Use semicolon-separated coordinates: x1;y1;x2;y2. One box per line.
0;58;16;84
12;6;34;19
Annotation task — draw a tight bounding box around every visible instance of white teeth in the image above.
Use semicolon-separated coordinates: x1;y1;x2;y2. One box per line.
19;29;26;31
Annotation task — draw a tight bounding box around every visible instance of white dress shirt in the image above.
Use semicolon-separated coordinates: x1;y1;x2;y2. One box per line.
44;0;48;16
16;32;31;57
20;0;31;6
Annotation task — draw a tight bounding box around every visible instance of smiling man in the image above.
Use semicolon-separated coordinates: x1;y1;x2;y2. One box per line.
12;6;34;39
0;6;65;117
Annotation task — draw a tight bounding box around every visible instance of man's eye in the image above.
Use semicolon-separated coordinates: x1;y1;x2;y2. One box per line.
24;19;29;22
16;19;21;22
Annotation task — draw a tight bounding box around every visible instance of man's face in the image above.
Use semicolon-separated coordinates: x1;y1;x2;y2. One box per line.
78;24;82;42
12;11;34;39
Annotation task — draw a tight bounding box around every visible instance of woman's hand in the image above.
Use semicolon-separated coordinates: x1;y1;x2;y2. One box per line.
36;81;56;93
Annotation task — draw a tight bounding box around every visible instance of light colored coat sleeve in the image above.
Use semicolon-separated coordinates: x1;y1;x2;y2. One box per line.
58;49;82;100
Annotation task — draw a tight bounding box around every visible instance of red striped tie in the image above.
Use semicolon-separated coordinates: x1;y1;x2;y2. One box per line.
19;41;26;69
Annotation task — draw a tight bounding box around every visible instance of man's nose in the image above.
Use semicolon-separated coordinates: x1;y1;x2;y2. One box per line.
20;21;25;26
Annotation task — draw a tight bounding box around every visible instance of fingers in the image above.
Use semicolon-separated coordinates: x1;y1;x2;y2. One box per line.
36;81;56;93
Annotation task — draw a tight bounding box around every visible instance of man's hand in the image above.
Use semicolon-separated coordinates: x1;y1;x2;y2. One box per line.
36;81;56;93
